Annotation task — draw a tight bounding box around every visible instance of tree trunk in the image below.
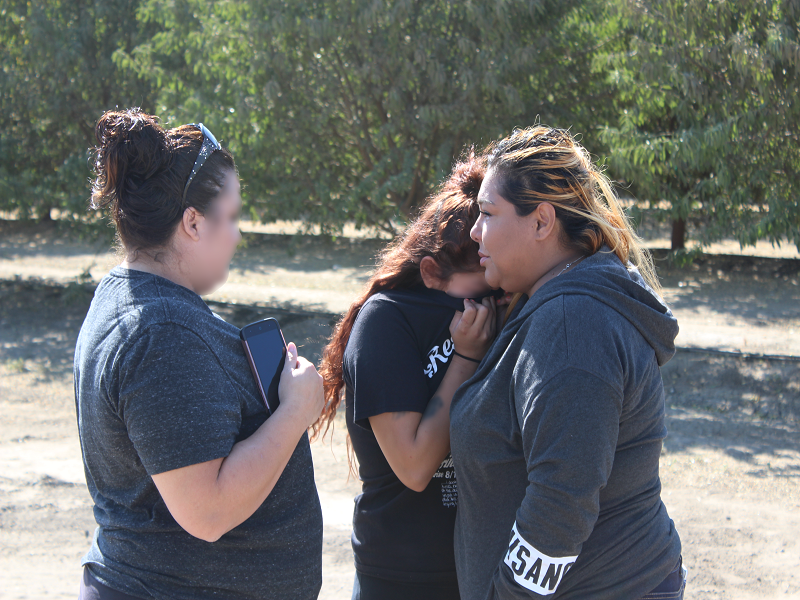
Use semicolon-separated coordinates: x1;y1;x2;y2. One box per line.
671;218;686;250
36;204;54;222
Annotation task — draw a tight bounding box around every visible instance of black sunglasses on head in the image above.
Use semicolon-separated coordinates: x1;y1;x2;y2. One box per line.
182;123;222;201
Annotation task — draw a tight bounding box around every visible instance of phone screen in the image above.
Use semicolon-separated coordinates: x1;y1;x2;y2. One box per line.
240;318;286;414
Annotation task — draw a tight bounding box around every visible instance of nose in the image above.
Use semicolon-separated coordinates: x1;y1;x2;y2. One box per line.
470;216;482;244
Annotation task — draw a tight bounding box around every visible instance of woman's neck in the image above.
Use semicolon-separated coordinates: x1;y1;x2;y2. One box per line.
121;255;197;294
527;251;586;298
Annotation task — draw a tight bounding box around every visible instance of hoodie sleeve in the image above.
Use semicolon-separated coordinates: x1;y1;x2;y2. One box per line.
486;366;623;598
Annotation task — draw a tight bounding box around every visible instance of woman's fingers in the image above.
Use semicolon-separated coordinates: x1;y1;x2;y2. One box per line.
279;343;324;427
449;310;463;336
468;297;494;332
283;341;298;372
459;298;477;328
496;291;513;307
454;298;496;333
449;297;498;361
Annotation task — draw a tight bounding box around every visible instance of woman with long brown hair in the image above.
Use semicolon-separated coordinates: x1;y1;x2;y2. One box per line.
451;126;685;599
318;155;497;600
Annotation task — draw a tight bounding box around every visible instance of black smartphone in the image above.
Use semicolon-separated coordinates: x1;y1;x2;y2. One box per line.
240;318;287;415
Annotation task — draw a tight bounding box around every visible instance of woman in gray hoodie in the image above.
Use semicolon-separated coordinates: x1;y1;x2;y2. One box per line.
450;126;686;599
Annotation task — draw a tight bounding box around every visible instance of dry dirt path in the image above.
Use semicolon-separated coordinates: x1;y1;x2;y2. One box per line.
1;220;799;357
2;220;800;598
1;279;799;599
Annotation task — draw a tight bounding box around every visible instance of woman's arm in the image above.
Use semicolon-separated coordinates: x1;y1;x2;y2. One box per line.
369;297;495;492
151;342;323;542
487;369;622;598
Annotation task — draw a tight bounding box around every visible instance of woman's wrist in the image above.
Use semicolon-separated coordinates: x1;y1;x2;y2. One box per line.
453;350;481;363
450;352;483;374
271;400;317;436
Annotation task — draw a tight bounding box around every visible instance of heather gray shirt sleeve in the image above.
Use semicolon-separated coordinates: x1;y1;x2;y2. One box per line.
116;322;242;475
487;366;622;598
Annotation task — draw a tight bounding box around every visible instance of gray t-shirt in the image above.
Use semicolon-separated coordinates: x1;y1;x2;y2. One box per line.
74;267;322;600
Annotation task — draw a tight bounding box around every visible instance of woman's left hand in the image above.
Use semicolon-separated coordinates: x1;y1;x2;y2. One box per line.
450;296;496;362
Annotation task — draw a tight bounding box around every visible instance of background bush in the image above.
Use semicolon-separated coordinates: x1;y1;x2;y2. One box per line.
1;0;798;249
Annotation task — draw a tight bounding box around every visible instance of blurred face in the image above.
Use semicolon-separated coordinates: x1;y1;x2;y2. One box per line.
191;171;242;294
442;268;492;299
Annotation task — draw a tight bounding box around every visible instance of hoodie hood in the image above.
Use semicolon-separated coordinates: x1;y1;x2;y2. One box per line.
504;248;678;366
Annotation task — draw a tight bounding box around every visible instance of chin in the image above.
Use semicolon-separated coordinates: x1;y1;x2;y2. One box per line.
484;271;502;291
197;270;229;297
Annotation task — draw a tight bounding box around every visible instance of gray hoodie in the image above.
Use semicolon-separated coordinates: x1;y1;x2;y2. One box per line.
450;249;682;599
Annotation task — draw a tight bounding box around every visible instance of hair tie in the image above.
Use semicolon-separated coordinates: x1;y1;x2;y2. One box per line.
453;351;481;364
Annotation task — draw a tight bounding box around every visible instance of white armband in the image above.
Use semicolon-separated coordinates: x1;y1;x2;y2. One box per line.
504;522;578;595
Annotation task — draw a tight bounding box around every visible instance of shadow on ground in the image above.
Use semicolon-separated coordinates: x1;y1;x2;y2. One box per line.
0;278;339;382
653;251;800;323
662;351;800;424
665;406;800;478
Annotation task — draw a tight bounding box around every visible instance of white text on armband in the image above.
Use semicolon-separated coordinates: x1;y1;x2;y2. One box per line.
504;522;578;595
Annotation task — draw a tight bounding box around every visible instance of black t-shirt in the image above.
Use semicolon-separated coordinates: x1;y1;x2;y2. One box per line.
74;267;322;600
343;285;466;584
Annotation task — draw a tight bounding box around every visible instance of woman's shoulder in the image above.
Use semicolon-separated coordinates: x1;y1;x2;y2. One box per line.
357;291;407;323
94;268;236;351
357;287;448;325
361;286;433;308
509;294;616;366
347;287;455;362
349;293;417;351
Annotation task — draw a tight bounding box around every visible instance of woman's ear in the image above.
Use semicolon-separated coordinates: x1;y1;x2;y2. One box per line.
180;207;203;242
419;256;444;291
532;202;558;241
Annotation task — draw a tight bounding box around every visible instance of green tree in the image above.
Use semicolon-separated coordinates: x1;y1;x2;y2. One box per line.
601;0;800;251
119;0;622;235
0;0;158;221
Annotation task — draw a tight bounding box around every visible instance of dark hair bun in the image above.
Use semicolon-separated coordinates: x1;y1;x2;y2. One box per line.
89;108;236;259
91;109;172;211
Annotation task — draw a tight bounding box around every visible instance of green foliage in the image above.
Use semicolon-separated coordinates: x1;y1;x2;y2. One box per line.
0;0;158;221
4;357;26;373
1;0;796;251
116;0;619;234
600;0;800;250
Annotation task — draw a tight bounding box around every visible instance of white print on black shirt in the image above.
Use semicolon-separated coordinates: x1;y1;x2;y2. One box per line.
423;338;454;378
432;455;457;507
422;339;457;506
504;522;577;595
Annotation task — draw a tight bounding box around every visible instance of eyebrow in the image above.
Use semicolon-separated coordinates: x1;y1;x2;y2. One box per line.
477;197;495;206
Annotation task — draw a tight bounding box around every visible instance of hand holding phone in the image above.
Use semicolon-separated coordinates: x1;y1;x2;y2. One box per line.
241;318;287;414
241;318;324;426
278;342;325;429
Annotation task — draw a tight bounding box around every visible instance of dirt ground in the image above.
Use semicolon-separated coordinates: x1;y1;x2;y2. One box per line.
1;220;800;599
1;219;798;355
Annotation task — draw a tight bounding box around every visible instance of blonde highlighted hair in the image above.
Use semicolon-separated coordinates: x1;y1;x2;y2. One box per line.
485;125;660;296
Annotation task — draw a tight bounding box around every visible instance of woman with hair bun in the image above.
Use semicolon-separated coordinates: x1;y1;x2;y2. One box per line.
318;155;497;600
74;108;324;599
451;126;686;599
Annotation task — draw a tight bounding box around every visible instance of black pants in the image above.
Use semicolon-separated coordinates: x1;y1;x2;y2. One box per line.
79;567;142;600
636;557;687;600
352;571;460;600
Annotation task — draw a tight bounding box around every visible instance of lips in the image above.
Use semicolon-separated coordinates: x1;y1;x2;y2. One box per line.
478;251;489;266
